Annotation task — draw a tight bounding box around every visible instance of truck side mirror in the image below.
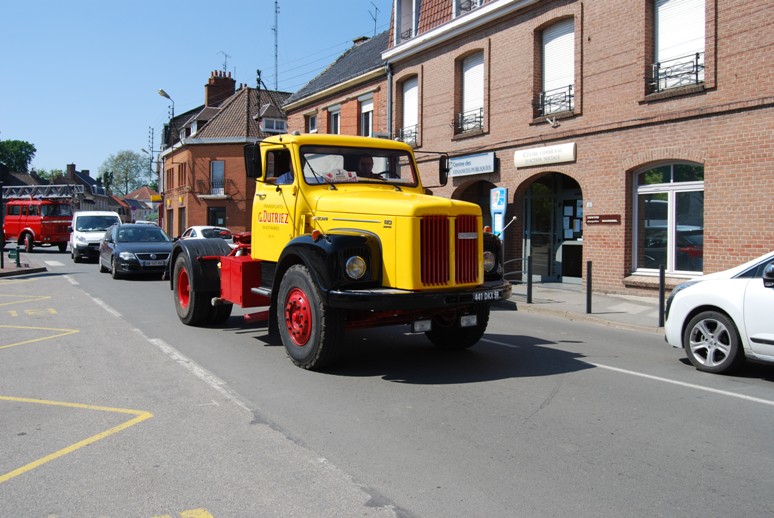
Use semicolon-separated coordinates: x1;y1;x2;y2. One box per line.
439;155;449;186
244;144;263;179
764;263;774;288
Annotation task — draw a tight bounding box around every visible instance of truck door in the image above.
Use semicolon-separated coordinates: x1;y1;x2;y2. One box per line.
252;149;298;262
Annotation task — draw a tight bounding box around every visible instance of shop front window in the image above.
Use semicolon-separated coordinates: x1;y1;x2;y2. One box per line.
634;163;704;274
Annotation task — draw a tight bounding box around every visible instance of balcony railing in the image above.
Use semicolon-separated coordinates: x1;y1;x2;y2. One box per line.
650;52;705;93
398;125;418;146
453;107;484;134
195;178;232;196
536;85;574;116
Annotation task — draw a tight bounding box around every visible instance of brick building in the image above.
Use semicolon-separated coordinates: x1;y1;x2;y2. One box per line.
159;71;290;238
383;0;774;295
284;31;390;139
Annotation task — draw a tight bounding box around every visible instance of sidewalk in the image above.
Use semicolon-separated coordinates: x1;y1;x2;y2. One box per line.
0;248;664;334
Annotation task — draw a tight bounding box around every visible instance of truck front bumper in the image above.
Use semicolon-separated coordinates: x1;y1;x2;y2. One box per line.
326;280;512;311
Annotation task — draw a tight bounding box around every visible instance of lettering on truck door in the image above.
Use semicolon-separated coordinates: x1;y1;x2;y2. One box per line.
253;149;297;262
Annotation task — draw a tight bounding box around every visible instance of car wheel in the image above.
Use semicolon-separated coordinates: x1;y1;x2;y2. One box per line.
73;250;81;263
277;264;343;370
425;304;490;350
58;243;67;253
683;310;744;374
111;257;121;279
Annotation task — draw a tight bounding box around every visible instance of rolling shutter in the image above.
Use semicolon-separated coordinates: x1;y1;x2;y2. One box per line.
462;52;484;115
542;19;574;94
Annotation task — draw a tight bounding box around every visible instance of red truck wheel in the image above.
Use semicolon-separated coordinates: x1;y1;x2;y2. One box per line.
426;304;490;350
277;264;343;369
173;255;212;326
23;234;34;253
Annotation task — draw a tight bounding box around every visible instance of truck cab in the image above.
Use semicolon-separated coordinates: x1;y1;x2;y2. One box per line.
170;134;512;370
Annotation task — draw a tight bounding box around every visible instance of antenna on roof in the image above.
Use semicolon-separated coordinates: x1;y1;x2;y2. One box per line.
272;0;280;90
217;50;231;74
369;2;380;37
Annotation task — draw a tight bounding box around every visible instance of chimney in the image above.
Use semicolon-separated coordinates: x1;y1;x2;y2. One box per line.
352;36;369;45
205;70;237;107
66;164;76;181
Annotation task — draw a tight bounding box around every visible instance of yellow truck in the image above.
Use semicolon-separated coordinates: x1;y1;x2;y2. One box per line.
169;133;512;369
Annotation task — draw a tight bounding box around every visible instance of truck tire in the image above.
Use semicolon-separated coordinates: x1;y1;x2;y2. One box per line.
173;255;212;326
426;304;490;350
208;302;233;325
277;264;343;370
23;234;34;253
58;243;67;253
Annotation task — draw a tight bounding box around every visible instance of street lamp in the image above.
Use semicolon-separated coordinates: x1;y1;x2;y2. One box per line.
158;89;176;148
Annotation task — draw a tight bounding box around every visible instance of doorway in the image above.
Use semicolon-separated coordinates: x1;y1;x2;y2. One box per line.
523;173;583;283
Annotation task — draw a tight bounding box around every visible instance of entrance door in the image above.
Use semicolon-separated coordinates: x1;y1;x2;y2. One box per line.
524;173;583;282
525;178;557;281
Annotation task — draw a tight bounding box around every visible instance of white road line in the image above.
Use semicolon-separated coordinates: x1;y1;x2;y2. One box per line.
88;296;122;318
44;260;65;267
64;275;79;285
590;362;774;407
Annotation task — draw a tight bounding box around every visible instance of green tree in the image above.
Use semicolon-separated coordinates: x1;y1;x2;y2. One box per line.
99;151;147;196
0;140;37;173
32;168;64;183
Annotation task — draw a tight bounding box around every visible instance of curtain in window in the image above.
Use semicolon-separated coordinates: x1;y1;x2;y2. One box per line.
210;161;224;195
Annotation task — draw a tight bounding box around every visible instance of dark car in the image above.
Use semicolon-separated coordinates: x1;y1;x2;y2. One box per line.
98;223;172;279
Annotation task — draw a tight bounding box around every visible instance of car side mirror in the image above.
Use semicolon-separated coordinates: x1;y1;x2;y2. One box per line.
244;144;263;179
763;263;774;288
438;155;449;186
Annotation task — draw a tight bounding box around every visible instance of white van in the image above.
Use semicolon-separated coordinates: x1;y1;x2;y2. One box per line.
69;211;121;262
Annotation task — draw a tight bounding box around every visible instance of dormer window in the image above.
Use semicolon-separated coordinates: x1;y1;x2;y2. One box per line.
261;118;286;134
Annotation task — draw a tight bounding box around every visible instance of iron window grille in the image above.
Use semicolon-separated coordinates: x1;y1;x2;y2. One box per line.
650;52;705;93
399;125;418;146
536;85;574;116
453;107;484;134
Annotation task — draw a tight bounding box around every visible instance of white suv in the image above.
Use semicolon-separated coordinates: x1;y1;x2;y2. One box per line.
69;211;121;262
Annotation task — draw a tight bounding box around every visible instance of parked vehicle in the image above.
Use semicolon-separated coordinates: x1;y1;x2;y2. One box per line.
98;223;172;279
178;225;236;249
169;133;511;370
2;198;72;253
665;251;774;373
69;211;122;262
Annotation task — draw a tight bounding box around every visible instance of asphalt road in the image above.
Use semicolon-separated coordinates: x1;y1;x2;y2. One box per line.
2;255;773;517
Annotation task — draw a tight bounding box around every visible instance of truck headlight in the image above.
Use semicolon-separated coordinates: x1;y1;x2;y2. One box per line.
483;250;496;273
345;256;366;280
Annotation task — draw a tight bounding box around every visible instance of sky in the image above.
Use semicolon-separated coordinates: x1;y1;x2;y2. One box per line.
1;0;393;174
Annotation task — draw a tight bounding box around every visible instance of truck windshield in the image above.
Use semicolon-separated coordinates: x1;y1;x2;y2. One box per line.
299;146;418;186
40;203;73;217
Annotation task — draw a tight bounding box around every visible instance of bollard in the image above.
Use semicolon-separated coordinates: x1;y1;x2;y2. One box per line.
526;255;533;304
658;265;665;327
586;260;593;314
12;245;21;267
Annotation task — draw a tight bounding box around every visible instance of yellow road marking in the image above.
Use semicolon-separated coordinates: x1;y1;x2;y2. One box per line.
0;396;153;485
180;510;215;518
0;292;50;307
0;324;79;350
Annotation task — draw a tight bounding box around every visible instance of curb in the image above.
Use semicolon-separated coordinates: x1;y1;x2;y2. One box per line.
515;303;663;334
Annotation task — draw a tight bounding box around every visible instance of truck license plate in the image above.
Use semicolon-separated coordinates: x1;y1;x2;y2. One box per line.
474;289;501;302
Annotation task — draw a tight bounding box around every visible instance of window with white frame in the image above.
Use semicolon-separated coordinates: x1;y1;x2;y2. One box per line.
359;96;373;137
652;0;705;92
328;105;340;134
306;113;317;133
396;0;419;43
210;160;225;196
541;18;575;116
634;163;704;273
261;118;286;133
458;51;484;133
400;77;418;145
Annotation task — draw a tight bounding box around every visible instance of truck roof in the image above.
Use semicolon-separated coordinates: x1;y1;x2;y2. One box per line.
260;133;415;152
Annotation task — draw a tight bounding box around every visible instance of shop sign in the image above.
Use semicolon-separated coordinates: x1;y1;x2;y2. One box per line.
514;143;576;168
585;214;621;225
449;152;496;178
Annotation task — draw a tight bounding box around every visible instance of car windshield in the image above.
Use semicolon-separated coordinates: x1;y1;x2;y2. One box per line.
77;215;119;232
201;228;232;239
41;203;73;217
299;145;418;186
117;227;170;243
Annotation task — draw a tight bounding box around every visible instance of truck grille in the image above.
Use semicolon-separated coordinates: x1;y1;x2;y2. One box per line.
420;215;478;286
